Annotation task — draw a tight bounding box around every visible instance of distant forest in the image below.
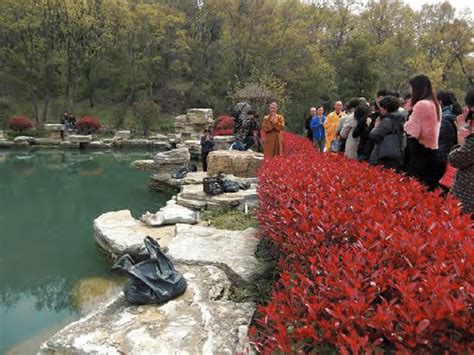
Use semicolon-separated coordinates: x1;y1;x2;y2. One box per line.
0;0;472;131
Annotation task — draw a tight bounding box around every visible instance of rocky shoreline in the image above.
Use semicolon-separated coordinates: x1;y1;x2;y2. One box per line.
39;140;265;354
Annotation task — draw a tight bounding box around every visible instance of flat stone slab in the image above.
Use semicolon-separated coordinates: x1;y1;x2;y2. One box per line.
169;224;261;283
176;183;257;211
114;130;131;140
94;210;175;260
60;141;80;149
33;138;62;146
0;140;13;148
39;264;255;355
150;171;208;191
68;135;92;143
141;199;198;226
44;123;64;131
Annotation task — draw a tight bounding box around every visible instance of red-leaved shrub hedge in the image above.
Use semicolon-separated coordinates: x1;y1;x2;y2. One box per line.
76;116;102;134
213;115;234;136
251;132;473;353
9;116;33;132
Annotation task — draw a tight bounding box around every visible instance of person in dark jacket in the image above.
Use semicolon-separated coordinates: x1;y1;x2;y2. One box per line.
437;91;462;164
200;128;215;172
305;107;315;141
352;105;371;161
369;95;405;170
448;89;474;215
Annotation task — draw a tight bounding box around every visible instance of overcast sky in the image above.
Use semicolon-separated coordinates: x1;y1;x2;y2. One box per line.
405;0;474;13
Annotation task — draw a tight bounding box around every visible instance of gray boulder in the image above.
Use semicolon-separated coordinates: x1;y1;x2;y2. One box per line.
153;148;190;176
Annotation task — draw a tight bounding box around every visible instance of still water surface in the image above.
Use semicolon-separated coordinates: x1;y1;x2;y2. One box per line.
0;149;170;354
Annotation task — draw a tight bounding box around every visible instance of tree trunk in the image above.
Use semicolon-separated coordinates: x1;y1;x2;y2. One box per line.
40;93;50;125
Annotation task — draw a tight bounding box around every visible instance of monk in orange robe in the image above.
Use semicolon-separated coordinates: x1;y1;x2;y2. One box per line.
323;100;344;152
262;102;285;157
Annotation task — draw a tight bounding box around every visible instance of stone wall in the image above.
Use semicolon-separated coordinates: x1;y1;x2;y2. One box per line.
174;108;214;139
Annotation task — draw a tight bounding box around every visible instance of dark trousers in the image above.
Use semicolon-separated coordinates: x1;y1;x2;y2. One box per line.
202;151;210;172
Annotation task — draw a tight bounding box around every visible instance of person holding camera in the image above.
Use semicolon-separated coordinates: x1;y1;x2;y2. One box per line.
200;128;215;172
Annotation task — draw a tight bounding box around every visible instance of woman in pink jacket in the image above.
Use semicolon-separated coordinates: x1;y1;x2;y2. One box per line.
404;75;444;190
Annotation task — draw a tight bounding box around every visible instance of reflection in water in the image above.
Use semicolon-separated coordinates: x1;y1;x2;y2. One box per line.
0;149;170;353
73;276;125;315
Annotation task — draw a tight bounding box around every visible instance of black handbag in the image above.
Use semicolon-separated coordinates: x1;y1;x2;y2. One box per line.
203;176;224;195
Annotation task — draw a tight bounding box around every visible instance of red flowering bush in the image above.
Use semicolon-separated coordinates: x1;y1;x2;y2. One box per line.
251;132;473;353
213;115;234;136
76;116;102;134
8;116;33;132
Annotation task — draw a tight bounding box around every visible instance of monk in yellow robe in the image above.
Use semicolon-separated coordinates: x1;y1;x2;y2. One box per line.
323;100;344;152
262;102;285;157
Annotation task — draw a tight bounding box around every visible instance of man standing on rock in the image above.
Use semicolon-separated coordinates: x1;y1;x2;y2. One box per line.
262;102;285;157
200;128;215;172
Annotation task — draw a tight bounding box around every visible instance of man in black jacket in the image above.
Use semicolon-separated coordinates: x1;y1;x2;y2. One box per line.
305;107;316;141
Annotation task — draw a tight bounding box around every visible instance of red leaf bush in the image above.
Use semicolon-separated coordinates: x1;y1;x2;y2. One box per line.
9;116;33;132
251;132;473;353
213;115;234;136
76;116;102;134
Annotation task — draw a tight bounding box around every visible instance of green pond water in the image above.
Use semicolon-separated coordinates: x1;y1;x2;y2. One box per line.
0;149;170;354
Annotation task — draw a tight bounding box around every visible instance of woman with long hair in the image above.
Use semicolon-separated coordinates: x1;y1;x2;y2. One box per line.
404;74;444;190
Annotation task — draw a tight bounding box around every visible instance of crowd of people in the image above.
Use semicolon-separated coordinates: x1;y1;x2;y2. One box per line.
303;74;473;215
198;74;472;215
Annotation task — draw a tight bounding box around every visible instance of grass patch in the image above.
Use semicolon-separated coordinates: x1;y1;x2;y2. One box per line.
231;238;279;305
200;209;259;231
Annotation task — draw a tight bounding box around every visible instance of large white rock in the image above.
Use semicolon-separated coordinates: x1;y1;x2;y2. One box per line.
154;147;190;165
68;135;92;143
141;200;198;226
114;130;131;140
13;136;35;144
186;108;213;125
207;150;263;178
169;224;261;283
213;135;235;150
39;264;255;355
93;210;175;260
184;139;202;157
0;130;5;140
153;148;190;176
